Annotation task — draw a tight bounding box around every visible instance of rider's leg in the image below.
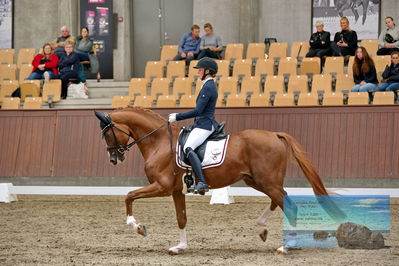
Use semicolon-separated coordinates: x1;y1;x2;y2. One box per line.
184;127;214;193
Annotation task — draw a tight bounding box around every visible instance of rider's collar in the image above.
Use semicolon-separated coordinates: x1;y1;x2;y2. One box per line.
202;77;213;84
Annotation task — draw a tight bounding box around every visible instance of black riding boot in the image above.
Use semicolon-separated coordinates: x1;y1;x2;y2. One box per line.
185;147;209;194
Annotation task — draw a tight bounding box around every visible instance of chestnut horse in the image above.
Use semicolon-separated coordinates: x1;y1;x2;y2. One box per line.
95;107;343;255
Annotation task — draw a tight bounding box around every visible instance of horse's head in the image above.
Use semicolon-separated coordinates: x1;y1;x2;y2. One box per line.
95;111;131;165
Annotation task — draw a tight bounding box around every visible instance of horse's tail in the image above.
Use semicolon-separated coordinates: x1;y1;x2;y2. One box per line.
276;132;346;221
276;132;328;195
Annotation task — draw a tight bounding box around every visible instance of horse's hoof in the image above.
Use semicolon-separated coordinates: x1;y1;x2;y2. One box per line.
168;245;186;255
276;246;288;255
258;228;268;242
137;224;147;237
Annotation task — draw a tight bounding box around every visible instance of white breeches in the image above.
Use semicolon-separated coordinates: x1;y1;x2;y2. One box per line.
184;126;214;151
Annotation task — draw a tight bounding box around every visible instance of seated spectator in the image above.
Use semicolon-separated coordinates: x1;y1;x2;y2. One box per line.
75;27;93;62
197;23;222;60
26;43;59;81
51;26;76;58
75;27;100;82
377;51;399;93
350;47;378;92
173;24;201;64
58;42;80;99
306;21;331;59
75;27;92;83
331;17;358;56
377;16;399;56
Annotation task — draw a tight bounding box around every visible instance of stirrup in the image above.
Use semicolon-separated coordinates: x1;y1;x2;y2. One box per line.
194;182;209;194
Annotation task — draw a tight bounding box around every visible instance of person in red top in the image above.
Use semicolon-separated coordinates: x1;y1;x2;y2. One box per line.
26;43;59;80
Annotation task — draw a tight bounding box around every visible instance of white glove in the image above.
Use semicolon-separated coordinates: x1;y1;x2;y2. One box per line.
168;113;177;123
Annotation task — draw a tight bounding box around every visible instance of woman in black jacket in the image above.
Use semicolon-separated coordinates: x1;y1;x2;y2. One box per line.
58;42;80;99
377;51;399;92
306;21;331;59
350;47;378;92
331;17;358;56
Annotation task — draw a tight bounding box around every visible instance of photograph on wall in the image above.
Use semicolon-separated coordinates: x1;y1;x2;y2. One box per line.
0;0;13;48
312;0;380;40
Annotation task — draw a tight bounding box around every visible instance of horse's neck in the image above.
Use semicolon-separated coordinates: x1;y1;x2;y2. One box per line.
117;109;171;159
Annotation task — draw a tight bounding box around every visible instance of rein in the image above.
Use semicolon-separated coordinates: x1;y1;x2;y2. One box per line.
103;121;166;153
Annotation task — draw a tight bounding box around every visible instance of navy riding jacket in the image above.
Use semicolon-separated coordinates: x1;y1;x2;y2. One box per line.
176;79;219;130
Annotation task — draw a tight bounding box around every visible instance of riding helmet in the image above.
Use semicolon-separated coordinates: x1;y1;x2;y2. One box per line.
194;57;218;74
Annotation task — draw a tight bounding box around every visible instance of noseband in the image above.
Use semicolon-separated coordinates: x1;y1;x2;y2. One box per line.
100;114;166;154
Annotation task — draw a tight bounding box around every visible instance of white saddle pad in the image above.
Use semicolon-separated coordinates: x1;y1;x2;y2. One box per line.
176;135;230;170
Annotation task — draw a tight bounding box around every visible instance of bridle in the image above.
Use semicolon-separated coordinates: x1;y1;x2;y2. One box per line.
100;113;168;154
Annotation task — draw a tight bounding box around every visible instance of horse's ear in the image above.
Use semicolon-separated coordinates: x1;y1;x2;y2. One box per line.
94;111;109;125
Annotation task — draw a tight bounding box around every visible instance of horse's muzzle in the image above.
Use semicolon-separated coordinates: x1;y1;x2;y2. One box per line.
110;151;125;165
110;152;118;165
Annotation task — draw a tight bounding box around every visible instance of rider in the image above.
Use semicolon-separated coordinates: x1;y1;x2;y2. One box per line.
168;57;219;193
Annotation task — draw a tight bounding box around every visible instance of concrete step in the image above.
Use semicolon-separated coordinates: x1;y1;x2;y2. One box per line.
86;80;129;88
88;87;128;99
86;79;129;99
53;98;112;109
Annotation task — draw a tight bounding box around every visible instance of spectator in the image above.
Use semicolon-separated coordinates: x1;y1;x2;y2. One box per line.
331;17;358;56
58;42;80;99
51;26;76;58
306;21;331;59
26;43;59;81
377;16;399;56
197;23;222;60
350;47;378;92
377;51;399;93
74;27;99;83
74;27;92;61
173;24;201;64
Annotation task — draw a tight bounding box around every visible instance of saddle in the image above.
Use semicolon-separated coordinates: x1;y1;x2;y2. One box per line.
178;122;227;166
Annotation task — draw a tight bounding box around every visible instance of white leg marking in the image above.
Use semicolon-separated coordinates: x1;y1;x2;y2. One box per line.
168;229;188;254
126;216;139;232
256;207;272;226
276;246;288;255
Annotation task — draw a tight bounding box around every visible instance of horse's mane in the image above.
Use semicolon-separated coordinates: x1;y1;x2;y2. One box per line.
113;106;178;128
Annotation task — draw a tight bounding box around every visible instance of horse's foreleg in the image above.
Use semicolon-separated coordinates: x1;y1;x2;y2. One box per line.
352;7;359;23
168;191;188;255
361;1;368;25
125;182;170;236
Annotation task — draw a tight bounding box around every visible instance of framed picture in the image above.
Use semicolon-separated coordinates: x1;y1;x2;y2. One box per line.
0;0;13;48
311;0;381;40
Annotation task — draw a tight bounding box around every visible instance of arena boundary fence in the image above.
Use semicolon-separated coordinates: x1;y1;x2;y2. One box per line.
1;184;399;204
0;106;398;180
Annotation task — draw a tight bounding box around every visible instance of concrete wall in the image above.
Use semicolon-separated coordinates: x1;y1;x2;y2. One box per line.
14;0;78;51
112;0;131;80
193;0;240;45
380;0;399;26
259;0;311;43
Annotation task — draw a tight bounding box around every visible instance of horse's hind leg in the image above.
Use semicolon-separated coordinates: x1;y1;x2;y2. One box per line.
256;201;278;226
243;176;278;242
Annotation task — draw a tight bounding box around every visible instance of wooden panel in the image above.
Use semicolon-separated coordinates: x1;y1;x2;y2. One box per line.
14;111;56;176
0;111;23;176
0;106;398;179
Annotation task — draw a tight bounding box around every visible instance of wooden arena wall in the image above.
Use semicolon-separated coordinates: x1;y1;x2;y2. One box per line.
0;106;398;179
